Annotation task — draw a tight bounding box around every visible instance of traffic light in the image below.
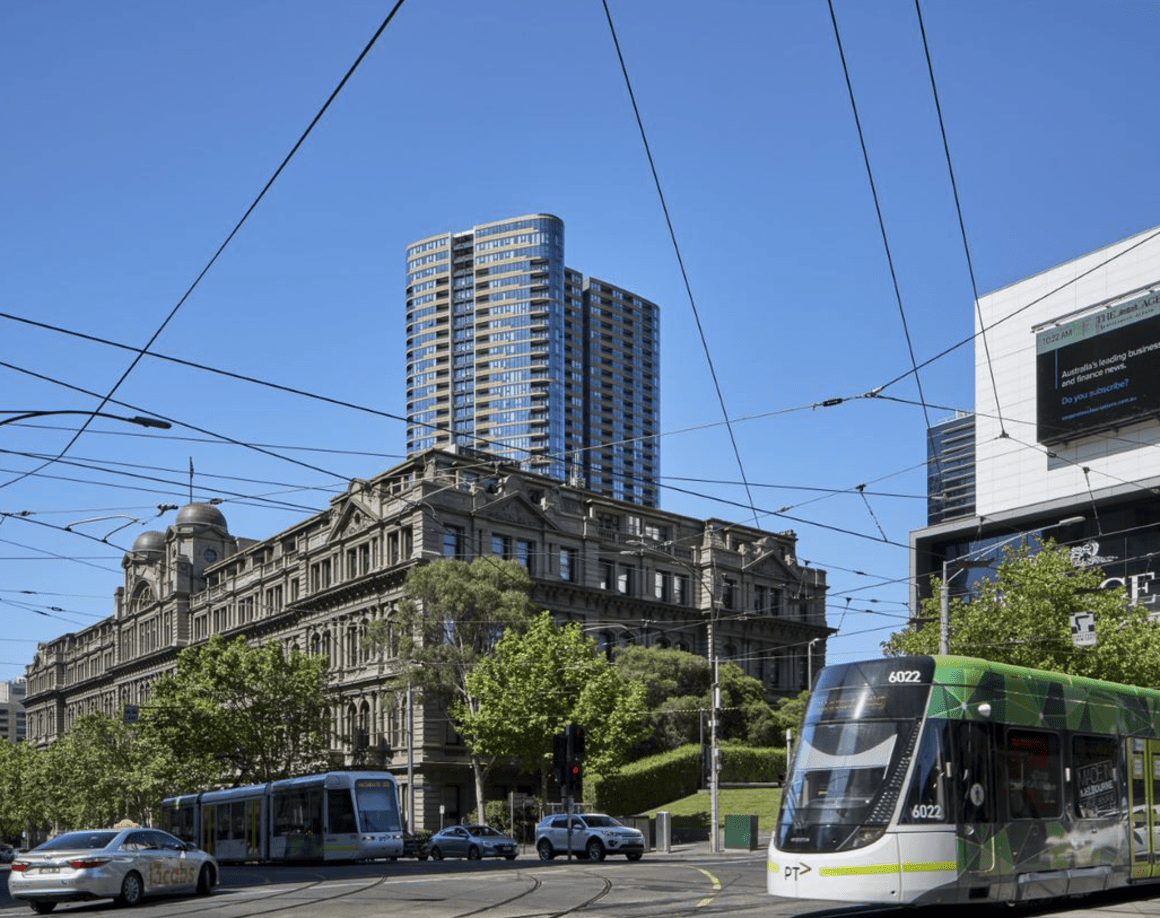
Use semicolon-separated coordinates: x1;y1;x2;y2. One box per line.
553;731;568;788
566;722;586;761
567;760;584;797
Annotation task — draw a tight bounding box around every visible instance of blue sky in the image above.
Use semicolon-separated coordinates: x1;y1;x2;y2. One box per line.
2;0;1159;684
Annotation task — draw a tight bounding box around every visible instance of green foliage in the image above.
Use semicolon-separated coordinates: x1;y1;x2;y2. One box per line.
885;541;1160;685
483;798;538;844
396;558;537;702
462;611;649;799
613;645;782;752
143;633;331;789
0;739;34;838
48;713;157;828
595;744;704;815
719;744;788;783
397;557;539;820
645;786;784;834
770;690;810;737
593;742;788;816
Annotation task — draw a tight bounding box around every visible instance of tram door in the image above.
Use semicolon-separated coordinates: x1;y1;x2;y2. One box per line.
1128;738;1160;879
245;798;263;860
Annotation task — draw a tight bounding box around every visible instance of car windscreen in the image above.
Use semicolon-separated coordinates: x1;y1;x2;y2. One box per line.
581;815;619;828
38;831;119;851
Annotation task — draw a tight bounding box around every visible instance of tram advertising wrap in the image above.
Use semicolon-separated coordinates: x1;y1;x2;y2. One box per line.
162;770;404;863
768;656;1160;906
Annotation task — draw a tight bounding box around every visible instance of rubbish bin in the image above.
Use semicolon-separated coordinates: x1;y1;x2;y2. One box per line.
723;814;759;850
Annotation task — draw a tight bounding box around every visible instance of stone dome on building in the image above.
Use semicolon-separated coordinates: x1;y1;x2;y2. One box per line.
129;530;165;559
175;502;228;531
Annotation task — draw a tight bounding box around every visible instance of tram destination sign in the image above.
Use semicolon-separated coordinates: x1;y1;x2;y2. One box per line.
1036;290;1160;445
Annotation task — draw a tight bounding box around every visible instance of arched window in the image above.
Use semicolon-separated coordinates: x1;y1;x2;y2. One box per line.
128;581;154;615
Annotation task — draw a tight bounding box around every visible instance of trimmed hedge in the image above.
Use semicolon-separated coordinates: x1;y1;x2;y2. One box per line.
593;744;787;815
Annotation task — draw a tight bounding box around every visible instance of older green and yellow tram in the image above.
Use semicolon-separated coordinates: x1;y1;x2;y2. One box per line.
769;655;1160;905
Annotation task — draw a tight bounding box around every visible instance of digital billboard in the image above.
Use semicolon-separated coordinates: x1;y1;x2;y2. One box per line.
1036;290;1160;445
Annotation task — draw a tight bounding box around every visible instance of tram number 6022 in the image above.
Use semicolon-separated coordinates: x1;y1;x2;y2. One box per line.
911;804;943;821
888;670;922;683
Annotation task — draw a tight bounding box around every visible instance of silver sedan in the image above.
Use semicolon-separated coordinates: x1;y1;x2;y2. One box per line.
428;824;518;860
8;827;218;913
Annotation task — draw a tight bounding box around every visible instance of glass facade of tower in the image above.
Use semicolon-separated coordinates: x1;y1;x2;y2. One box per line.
405;214;659;506
926;412;975;525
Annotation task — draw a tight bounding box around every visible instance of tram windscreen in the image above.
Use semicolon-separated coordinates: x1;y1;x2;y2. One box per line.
355;779;401;833
776;657;935;853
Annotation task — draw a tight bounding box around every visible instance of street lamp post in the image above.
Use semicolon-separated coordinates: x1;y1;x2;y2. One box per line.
622;540;722;852
0;410;171;429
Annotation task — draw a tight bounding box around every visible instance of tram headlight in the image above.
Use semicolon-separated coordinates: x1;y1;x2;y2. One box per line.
847;825;887;849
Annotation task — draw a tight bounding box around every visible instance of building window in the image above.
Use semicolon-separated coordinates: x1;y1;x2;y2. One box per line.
516;539;534;573
492;534;511;559
443;525;463;558
674;574;689;605
560;547;575;582
721;578;736;611
600;561;615;591
617;566;634;596
654;571;669;602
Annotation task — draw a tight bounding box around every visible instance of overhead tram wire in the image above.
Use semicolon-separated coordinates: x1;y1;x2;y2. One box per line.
600;0;761;528
870;226;1160;397
826;0;940;461
914;0;1006;438
0;0;410;495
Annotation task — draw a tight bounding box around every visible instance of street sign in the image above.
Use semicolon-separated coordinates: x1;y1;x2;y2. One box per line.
1071;611;1097;646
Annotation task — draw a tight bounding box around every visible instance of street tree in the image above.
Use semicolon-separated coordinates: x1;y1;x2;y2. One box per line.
45;713;157;828
461;611;649;801
884;541;1160;684
613;645;782;751
0;738;34;840
394;557;538;821
143;634;331;790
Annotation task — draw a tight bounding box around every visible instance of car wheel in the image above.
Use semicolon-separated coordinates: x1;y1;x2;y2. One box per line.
586;839;605;862
505;854;517;861
30;902;56;915
117;871;144;907
626;852;642;861
418;853;429;862
537;839;555;861
467;845;481;861
196;864;214;895
430;846;443;861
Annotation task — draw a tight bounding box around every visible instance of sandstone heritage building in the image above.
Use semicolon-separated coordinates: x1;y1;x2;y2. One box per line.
22;448;829;827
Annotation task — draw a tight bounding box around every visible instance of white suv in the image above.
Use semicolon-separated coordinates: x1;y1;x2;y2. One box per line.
535;813;645;862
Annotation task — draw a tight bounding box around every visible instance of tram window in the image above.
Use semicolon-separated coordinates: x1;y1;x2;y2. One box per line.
901;720;949;823
1003;729;1061;819
274;789;322;836
1072;734;1119;818
328;789;357;834
217;802;245;840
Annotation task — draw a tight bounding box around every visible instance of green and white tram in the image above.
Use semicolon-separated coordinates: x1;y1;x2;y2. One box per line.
769;655;1160;906
162;770;403;863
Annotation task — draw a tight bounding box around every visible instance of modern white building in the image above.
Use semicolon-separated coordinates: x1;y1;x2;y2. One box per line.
912;224;1160;617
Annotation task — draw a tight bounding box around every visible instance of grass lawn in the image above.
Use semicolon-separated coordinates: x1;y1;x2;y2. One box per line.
646;786;782;833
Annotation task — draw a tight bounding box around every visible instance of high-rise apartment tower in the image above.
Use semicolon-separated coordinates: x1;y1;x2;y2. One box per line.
405;213;660;506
